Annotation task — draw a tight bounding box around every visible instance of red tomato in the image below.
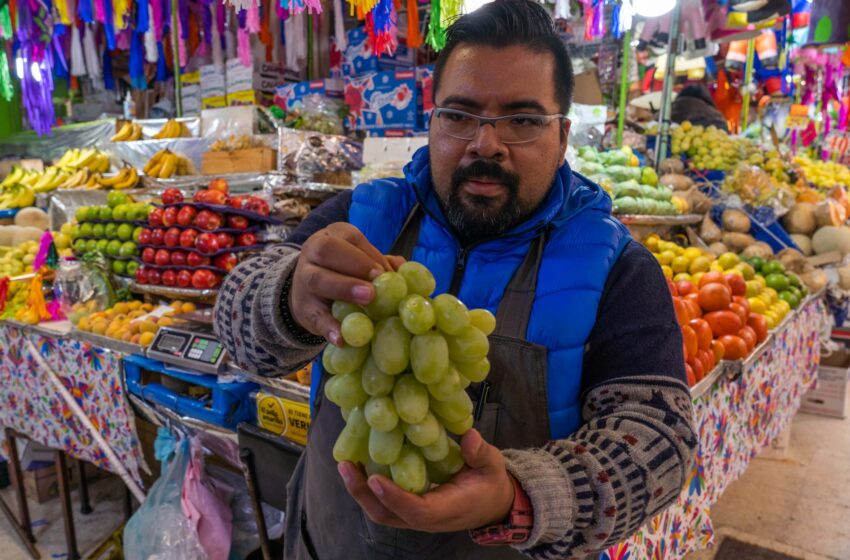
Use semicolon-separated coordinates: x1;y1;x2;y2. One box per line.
688;356;705;381
718;335;748;360
729;302;748;324
724;273;747;296
676;281;695;296
681;325;698;361
699;272;730;289
699;283;732;312
739;326;757;352
747;314;768;343
704;310;743;337
673;297;690;325
685;363;696;386
684;299;702;320
667;278;679;296
688;318;713;351
711;339;726;362
697;348;715;373
732;296;751;316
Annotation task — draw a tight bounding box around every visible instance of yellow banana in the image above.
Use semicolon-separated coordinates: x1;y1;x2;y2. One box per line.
131;122;143;140
12;186;35;207
113;167;139;190
111;121;133;142
96;154;111;173
158;154;178;178
99;167;127;187
144;150;166;174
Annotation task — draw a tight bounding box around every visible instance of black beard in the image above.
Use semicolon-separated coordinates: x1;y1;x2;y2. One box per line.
440;160;525;245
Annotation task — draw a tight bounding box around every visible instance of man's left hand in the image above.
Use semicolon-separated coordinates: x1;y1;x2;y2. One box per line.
337;429;516;533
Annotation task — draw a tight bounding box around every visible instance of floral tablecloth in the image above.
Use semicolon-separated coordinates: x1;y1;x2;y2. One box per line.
602;296;828;560
0;323;144;486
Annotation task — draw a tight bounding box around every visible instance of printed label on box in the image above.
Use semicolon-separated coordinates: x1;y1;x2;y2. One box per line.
343;26;380;77
345;70;418;131
416;65;434;130
274;79;343;110
256;393;310;445
181;70;201;85
203;95;227;109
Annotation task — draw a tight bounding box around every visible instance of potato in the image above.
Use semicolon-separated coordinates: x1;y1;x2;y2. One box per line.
839;265;850;291
722;232;757;252
800;269;828;292
781;203;817;236
660;158;685;175
721;208;751;233
684;189;711;214
708;242;729;257
700;214;722;243
789;234;812;256
740;241;773;259
777;248;807;274
659;174;694;191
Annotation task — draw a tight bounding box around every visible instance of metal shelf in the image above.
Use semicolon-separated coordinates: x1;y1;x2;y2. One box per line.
616;214;703;226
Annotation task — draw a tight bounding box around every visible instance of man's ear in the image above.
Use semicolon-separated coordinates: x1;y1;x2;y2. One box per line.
560;118;571;150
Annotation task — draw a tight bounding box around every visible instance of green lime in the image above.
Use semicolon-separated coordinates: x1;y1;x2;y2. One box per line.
85;239;99;253
119;241;138;258
789;286;803;301
779;290;800;309
79;223;93;238
112;204;128;221
117;224;134;241
106;239;122;256
105;223;119;239
765;273;790;292
787;273;801;288
107;191;130;209
125;260;139;277
747;256;765;272
98;206;113;221
73;239;86;253
132;227;143;243
96;239;110;253
92;223;106;238
761;260;785;275
111;259;127;275
75;206;90;222
69;225;80;240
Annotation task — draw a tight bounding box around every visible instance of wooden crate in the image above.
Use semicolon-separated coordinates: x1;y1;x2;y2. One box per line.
201;147;276;175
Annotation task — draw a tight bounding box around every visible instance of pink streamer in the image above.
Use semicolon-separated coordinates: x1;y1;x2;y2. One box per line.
152;0;163;40
32;231;53;272
95;0;106;23
238;27;251;66
247;0;260;32
116;28;132;49
47;300;65;321
177;4;187;66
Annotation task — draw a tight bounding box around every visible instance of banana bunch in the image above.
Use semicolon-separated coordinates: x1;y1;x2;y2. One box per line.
111;121;144;142
0;184;36;209
152;119;190;140
57;168;102;190
143;150;194;179
1;166;38;189
31;166;74;193
54;148;112;173
98;166;140;190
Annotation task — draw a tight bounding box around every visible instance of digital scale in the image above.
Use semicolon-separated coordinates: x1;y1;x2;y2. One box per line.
147;321;228;375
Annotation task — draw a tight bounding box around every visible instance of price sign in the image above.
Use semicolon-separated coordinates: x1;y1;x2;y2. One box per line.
825;132;850;165
785;114;810;131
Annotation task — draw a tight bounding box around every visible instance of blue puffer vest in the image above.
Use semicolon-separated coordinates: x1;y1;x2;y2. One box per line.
311;147;631;439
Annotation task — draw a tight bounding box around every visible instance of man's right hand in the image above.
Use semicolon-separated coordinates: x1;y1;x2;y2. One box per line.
290;223;401;346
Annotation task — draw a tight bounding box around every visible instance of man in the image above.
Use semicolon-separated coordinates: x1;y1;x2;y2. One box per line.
671;83;729;132
215;2;696;558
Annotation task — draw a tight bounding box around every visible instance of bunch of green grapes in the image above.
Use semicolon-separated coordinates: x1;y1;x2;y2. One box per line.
324;261;495;494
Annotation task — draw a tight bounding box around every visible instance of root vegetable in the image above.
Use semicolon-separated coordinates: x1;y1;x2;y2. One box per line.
781;203;818;235
740;241;773;259
838;265;850;291
708;242;729;257
660;158;685;175
800;269;828;292
700;214;722;243
777;248;807;274
659;174;694;191
721;209;751;233
684;189;711;214
722;232;757;252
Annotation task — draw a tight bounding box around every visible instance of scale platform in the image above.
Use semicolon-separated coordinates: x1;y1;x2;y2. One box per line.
146;319;228;376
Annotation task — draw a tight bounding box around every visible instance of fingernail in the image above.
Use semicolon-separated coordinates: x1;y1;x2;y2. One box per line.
338;463;352;485
352;285;372;302
328;330;341;346
368;477;384;496
369;268;384;280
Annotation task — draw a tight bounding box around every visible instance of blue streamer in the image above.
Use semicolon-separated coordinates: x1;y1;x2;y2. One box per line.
77;0;93;23
136;0;150;33
103;48;114;90
129;32;146;89
156;42;168;81
103;0;116;50
611;2;621;39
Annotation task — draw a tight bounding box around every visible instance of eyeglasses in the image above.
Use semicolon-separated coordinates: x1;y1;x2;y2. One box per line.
433;107;567;144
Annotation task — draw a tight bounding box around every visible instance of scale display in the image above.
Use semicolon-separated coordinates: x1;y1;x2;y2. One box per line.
148;327;227;374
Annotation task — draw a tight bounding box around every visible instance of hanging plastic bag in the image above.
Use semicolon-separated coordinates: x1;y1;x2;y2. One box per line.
181;439;234;560
124;433;207;560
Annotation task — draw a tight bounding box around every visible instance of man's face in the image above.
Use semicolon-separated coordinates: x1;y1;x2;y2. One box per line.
429;44;570;243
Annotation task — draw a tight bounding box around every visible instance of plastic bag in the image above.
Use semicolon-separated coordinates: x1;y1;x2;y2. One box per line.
181;439;234;560
124;434;207;560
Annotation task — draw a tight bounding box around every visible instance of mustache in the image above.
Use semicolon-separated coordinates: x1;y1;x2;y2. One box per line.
450;160;520;194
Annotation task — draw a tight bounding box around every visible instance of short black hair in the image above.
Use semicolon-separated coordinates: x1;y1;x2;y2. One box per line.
432;0;574;114
677;84;717;108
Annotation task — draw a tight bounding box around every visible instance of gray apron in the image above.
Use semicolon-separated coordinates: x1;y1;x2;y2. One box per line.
284;206;551;559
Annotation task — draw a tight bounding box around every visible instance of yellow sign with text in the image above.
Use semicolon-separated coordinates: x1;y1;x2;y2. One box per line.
256;392;310;445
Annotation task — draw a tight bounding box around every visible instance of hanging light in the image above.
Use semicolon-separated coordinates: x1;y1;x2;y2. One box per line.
31;62;42;83
15;57;23;80
632;0;677;18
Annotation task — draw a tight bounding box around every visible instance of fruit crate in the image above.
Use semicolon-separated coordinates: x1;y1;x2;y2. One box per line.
123;354;258;429
201;147;277;175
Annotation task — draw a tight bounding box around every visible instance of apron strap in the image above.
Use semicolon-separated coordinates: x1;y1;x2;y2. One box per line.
389;204;423;260
494;231;548;340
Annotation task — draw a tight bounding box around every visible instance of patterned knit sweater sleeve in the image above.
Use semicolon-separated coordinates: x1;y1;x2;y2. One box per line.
502;242;698;559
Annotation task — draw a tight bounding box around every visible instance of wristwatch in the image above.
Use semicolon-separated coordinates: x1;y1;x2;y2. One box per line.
469;475;533;546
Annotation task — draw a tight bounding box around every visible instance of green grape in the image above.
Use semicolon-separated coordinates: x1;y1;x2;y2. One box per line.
341;407;351;421
398;261;436;297
366;459;392;478
454;357;490;383
333;406;370;462
322;345;341;375
433;294;470;335
404;412;441;447
330;343;370;374
446;326;489;365
369;425;405;465
364;272;408;320
361;356;396;397
421;426;450;461
442;414;473;436
427;461;453;485
398;294;436;335
410;333;449;385
341;312;375;347
390;445;428;494
426;366;463;401
392;374;430;424
325;370;368;410
469;309;496;336
364;396;399;432
431;389;473;423
332;301;362;322
429;438;464;477
372;317;411;374
458;374;471;389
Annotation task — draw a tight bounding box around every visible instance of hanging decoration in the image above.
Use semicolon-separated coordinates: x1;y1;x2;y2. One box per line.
406;0;421;48
366;0;396;55
17;0;56;135
426;0;462;51
82;23;101;79
0;0;13;101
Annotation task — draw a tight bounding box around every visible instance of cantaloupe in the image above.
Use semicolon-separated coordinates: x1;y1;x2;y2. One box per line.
811;226;850;255
14;207;48;230
782;203;817;236
790;234;813;256
800;269;828;292
11;226;43;246
814;199;847;228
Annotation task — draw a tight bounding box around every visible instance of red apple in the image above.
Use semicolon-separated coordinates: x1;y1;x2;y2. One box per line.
187;252;210;267
177;206;197;226
135;266;148;284
141;247;156;264
196;232;220;254
243;196;270;216
146;268;162;285
192;269;218;289
148;207;164;227
237;232;257;247
151;228;165;246
164;227;181;248
170;251;187;266
193;190;209;203
215;232;234;249
226;215;250;230
162;206;179;227
179;229;198;249
204;190;228;206
176;269;193;288
155;249;172;266
138;228;153;245
161;270;177;286
161;188;184;205
228;196;244;209
193;210;223;231
208;178;229;195
213;253;238;272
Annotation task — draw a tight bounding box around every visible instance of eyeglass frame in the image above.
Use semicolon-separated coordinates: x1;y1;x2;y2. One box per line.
432;107;569;144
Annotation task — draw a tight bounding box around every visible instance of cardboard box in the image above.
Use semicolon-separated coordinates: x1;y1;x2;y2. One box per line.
344;69;418;131
200;64;227;101
342;27;380;77
201;147;277;175
416;65;434;130
573;70;604;106
8;459;102;504
274;79;344;111
226;58;286;95
801;349;850;418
